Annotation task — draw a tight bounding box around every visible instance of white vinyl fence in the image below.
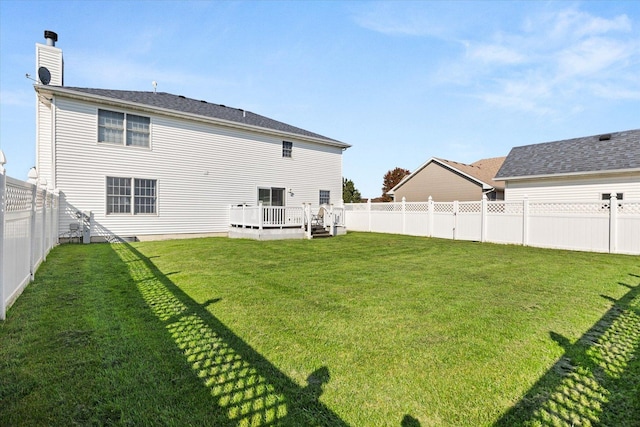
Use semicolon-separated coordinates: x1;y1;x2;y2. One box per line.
345;195;640;255
1;156;59;320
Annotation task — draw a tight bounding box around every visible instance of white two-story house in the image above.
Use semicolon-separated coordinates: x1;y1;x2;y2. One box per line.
34;31;350;241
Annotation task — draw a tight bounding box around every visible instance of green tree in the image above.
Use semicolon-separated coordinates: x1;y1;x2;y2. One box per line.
381;167;410;202
342;177;362;203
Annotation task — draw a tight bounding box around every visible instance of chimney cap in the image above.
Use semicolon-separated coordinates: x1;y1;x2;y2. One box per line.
44;30;58;44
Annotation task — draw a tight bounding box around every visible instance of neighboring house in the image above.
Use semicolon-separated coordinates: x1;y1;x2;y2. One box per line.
495;129;640;202
34;31;349;241
389;157;506;202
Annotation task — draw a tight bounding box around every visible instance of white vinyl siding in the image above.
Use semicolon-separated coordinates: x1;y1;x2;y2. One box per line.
35;42;63;187
504;173;640;202
50;96;343;238
35;43;63;86
36;99;53;187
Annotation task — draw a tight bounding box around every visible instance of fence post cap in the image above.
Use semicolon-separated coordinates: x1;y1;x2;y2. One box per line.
27;167;39;184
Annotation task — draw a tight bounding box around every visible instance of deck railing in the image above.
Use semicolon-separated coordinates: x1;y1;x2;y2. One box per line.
229;203;346;235
230;203;305;229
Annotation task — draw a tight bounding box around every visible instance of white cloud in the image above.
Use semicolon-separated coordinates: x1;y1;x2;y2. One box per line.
478;77;555;115
590;82;640;100
449;7;640;114
352;1;466;39
467;43;526;65
556;37;632;78
547;8;632;40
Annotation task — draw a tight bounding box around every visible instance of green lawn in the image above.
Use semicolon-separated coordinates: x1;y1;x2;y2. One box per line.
1;232;638;426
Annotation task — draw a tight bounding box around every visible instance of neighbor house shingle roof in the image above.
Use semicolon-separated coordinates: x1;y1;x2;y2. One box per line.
36;86;349;147
495;129;640;180
437;157;506;190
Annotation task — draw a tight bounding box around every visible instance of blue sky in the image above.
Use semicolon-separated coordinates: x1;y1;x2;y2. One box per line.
1;1;639;198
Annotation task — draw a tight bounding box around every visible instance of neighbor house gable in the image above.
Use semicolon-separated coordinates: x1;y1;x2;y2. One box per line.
389;156;506;202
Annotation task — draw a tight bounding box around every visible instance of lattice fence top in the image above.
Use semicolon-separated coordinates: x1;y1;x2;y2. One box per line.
405;202;430;212
487;202;523;214
344;200;640;216
619;202;640;215
344;204;368;211
3;179;59;213
371;203;401;212
458;202;481;213
433;202;454;213
5;182;33;212
529;202;609;215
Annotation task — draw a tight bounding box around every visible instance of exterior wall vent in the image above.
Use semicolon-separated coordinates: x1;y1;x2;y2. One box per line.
599;134;612;141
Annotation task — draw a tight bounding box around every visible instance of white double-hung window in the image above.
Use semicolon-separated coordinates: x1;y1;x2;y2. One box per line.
99;109;150;148
282;141;293;158
319;190;330;205
107;177;157;215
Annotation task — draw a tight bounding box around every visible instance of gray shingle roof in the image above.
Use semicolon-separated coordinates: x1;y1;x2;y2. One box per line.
58;87;346;146
495;129;640;179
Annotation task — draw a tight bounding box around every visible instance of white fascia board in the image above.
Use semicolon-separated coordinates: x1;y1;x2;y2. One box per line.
497;168;640;181
35;86;350;149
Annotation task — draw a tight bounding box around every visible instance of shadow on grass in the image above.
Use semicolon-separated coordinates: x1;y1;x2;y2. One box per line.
494;277;640;426
401;414;422;426
112;242;350;426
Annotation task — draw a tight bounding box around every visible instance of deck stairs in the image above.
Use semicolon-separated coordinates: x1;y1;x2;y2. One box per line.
310;224;332;238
